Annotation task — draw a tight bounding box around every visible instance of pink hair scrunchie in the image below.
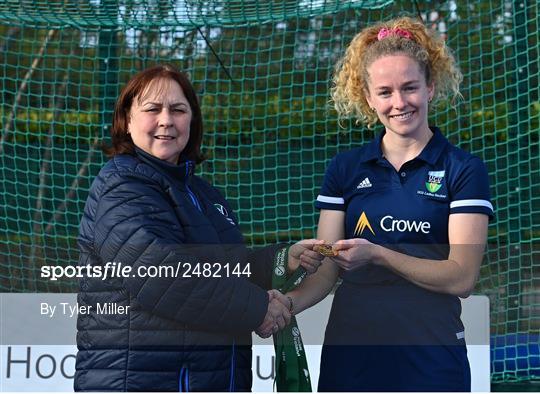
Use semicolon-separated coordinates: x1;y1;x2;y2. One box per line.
377;27;414;41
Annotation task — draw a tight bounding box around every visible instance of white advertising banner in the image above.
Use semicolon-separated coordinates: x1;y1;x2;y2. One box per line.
0;293;490;392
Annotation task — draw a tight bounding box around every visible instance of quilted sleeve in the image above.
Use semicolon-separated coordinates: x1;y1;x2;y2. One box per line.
93;171;269;333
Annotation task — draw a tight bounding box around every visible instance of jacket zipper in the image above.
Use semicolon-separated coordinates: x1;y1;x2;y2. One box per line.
179;366;189;392
178;346;235;391
229;340;236;392
186;185;202;212
185;163;202;212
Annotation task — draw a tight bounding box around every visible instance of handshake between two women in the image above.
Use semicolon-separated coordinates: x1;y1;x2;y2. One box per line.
254;238;377;338
255;239;326;338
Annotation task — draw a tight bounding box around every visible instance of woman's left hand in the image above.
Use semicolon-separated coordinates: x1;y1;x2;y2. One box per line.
288;239;325;274
330;238;378;271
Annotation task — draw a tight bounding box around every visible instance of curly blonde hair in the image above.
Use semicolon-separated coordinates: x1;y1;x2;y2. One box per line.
331;16;462;128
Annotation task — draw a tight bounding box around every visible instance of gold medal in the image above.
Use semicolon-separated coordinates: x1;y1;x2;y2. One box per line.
314;244;338;257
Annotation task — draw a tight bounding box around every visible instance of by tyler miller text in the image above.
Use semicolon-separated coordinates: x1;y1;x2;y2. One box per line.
40;302;129;318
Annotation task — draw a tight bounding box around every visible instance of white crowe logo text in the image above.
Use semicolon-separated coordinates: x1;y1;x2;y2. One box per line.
380;215;431;234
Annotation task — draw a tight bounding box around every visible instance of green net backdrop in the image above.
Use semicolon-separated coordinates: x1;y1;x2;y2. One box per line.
0;0;538;384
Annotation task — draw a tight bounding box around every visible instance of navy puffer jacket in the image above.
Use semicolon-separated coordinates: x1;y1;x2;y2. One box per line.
74;149;278;391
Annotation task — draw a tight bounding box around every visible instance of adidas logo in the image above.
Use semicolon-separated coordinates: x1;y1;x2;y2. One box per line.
356;177;372;189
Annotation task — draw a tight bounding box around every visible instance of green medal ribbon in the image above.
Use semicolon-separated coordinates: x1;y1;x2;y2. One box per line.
271;246;312;392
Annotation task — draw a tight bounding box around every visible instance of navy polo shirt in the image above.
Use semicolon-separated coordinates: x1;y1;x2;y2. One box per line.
315;127;494;285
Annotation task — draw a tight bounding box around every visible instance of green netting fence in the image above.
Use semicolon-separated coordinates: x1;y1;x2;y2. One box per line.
0;0;538;385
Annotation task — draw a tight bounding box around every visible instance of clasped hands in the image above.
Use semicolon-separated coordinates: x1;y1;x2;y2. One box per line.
255;289;292;338
255;238;376;338
255;239;326;338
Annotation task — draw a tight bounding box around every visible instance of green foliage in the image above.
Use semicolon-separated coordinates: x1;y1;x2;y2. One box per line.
0;0;539;382
0;107;99;144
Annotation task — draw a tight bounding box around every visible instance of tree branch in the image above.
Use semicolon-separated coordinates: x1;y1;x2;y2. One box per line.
29;55;71;266
0;29;57;154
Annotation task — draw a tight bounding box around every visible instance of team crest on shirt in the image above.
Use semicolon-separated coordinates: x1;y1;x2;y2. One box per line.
214;203;236;226
425;170;445;193
417;170;447;199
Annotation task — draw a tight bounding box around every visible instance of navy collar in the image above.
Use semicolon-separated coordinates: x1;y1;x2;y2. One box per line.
135;147;195;183
360;127;448;165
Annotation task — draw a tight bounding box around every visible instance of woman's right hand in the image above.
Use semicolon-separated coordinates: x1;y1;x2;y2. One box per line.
255;290;291;338
330;238;377;271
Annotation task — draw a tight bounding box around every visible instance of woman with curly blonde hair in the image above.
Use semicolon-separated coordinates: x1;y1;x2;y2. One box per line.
285;16;493;391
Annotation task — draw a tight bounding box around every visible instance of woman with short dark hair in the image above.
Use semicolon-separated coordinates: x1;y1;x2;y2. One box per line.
74;65;323;392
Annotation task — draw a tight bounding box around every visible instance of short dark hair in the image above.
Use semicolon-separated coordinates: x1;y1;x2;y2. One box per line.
107;65;204;163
